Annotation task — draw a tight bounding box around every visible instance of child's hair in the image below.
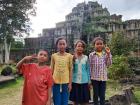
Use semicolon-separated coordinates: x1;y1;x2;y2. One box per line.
55;37;67;46
73;40;86;62
92;37;104;45
74;40;86;49
38;49;48;54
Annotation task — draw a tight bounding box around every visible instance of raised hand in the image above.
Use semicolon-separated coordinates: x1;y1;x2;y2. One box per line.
105;47;110;54
16;54;37;70
23;54;37;61
105;44;110;55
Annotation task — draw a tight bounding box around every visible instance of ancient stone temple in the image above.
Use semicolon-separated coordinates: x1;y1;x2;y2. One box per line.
23;1;140;54
42;1;124;49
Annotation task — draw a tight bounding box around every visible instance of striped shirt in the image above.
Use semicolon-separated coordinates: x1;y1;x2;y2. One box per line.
89;51;112;81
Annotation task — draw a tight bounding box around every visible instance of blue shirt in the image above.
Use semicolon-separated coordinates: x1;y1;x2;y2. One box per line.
72;55;90;84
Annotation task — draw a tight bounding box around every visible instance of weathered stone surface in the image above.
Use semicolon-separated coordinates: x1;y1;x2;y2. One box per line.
68;100;111;105
109;86;135;105
0;75;15;84
119;76;140;85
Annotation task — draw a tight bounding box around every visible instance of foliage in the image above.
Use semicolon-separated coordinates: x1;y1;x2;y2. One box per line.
93;16;109;21
134;87;140;104
109;31;137;56
84;44;93;55
1;66;13;76
0;0;36;63
0;0;36;38
128;57;140;67
108;55;134;80
128;37;139;52
11;41;24;49
0;65;16;74
81;15;108;44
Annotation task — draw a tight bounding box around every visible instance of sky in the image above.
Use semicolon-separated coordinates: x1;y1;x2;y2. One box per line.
30;0;140;37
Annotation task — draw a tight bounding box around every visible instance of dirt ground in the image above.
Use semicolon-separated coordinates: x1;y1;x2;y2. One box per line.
0;78;139;105
0;78;23;105
0;86;22;105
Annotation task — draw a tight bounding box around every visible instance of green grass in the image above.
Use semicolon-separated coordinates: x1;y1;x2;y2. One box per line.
106;79;122;99
134;86;140;105
0;77;23;105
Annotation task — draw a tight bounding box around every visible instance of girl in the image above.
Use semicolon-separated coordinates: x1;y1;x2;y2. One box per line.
69;40;91;105
89;37;112;105
16;50;53;105
50;37;73;105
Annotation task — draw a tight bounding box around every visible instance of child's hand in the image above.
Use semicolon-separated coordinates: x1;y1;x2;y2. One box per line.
23;54;37;61
46;100;51;105
73;53;77;62
68;83;72;92
88;83;92;90
105;47;110;55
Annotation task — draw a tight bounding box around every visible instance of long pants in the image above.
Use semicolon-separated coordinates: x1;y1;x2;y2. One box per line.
91;80;106;105
53;84;69;105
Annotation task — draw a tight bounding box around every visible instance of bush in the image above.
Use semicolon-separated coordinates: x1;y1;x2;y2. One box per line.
128;57;140;67
0;65;17;76
85;44;93;55
1;66;13;76
108;55;134;80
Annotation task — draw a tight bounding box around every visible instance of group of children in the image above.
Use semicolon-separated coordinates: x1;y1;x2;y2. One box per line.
16;36;112;105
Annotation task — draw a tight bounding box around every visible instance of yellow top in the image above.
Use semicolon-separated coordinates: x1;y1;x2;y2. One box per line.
50;52;73;84
96;51;103;57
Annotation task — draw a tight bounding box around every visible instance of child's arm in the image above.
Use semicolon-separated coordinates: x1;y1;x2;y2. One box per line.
68;54;73;92
89;53;93;77
46;70;53;105
16;55;36;73
105;47;112;66
86;58;91;83
50;55;54;74
46;87;52;105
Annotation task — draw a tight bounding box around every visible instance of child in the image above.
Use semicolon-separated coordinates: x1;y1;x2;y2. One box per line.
89;37;112;105
69;40;90;105
16;50;53;105
50;37;73;105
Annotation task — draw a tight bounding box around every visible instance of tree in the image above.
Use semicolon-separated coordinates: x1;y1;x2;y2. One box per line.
108;55;134;80
81;22;94;44
109;31;136;56
81;16;108;44
0;0;36;63
11;41;24;49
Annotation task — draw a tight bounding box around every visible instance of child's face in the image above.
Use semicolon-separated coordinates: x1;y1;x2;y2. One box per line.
37;51;48;63
94;40;104;52
75;42;84;54
57;39;67;52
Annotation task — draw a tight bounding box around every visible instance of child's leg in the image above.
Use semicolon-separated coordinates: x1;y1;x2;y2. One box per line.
53;84;61;105
81;103;89;105
99;81;106;105
73;102;78;105
92;80;99;105
61;84;69;105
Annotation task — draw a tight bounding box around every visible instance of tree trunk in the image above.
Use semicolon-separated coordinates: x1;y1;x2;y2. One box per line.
87;34;90;44
4;37;11;64
0;45;3;64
